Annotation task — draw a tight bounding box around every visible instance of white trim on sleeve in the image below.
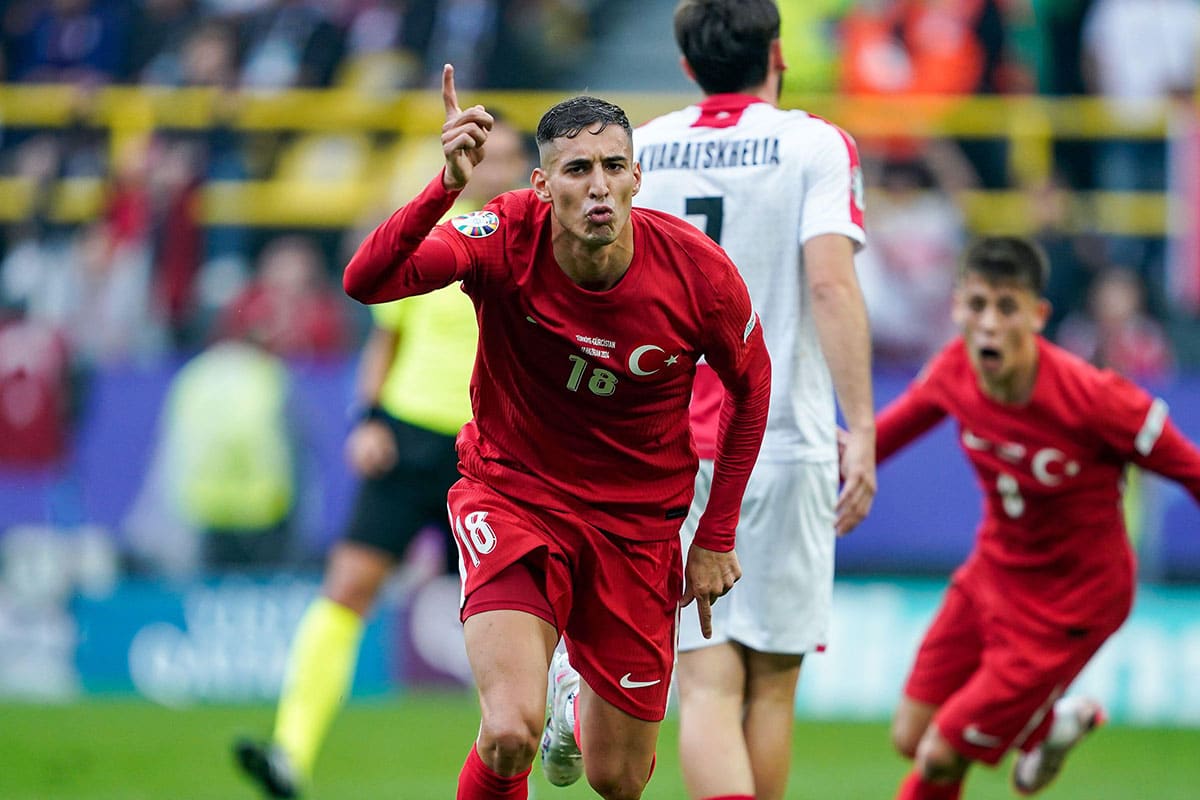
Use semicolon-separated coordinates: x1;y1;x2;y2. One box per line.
1135;397;1169;456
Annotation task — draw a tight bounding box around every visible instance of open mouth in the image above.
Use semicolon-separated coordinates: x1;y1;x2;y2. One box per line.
977;346;1002;368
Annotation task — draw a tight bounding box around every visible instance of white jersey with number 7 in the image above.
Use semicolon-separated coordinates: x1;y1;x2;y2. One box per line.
634;96;866;462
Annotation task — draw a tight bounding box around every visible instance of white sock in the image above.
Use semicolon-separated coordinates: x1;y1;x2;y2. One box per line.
1046;696;1086;748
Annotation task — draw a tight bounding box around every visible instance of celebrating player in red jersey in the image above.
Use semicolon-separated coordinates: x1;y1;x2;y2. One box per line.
343;65;770;800
876;237;1200;799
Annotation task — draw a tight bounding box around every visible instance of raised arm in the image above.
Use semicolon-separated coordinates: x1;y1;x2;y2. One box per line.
343;64;494;304
439;64;493;192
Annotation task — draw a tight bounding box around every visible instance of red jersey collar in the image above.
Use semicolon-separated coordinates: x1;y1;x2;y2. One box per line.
693;94;769;128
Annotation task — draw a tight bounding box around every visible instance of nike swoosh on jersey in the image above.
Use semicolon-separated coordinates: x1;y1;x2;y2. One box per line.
619;673;661;689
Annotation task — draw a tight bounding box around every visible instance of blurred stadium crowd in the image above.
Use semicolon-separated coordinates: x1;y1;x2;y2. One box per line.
2;1;1197;369
0;0;1199;571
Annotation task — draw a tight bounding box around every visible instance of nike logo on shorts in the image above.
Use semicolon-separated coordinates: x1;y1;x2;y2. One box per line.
619;673;661;689
962;724;1003;748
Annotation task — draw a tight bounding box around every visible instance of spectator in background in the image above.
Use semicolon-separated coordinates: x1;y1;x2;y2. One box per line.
145;136;207;347
0;295;81;470
421;0;499;89
216;235;351;359
180;16;240;89
7;216;166;368
1057;266;1175;385
75;220;169;365
1026;0;1092;96
238;0;346;89
335;0;424;92
1024;173;1107;340
1018;0;1094;189
233;112;533;800
857;155;962;367
0;2;34;80
0;136;67;318
104;136;154;252
100;132;209;347
839;0;1014;187
122;0;201;84
839;0;1015;99
1082;0;1200;317
173;17;257;306
5;0;128;85
1082;0;1200;191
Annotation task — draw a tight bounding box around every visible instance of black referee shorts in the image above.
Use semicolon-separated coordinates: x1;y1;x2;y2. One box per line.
343;414;461;571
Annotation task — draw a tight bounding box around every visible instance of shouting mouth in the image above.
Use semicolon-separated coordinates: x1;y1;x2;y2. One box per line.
976;346;1003;370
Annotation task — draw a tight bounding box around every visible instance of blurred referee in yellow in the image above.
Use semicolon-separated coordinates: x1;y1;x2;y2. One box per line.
234;115;534;798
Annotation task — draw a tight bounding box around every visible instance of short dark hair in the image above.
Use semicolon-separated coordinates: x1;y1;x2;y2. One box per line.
535;96;632;148
959;237;1050;294
673;0;780;95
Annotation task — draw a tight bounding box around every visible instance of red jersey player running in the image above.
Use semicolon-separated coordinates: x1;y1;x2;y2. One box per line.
343;66;770;800
875;236;1200;799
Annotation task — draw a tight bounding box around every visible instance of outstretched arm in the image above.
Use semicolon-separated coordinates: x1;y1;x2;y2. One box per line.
1099;380;1200;503
875;386;947;465
1134;414;1200;503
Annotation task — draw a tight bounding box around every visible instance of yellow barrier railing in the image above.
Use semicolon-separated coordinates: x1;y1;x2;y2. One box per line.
1;85;1173;137
0;175;1169;236
0;85;1183;235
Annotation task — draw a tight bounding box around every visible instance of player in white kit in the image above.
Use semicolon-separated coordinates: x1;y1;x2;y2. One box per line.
635;2;877;799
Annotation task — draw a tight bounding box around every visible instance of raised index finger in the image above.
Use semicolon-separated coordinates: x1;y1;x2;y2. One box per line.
442;63;460;119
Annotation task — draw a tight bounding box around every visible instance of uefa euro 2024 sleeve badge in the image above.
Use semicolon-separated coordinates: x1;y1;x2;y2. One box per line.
452;210;500;238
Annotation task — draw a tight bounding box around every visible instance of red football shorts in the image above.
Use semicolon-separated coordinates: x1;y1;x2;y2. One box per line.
447;476;682;721
904;580;1116;765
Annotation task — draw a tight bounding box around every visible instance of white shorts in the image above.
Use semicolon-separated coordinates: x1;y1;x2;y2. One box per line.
678;458;837;655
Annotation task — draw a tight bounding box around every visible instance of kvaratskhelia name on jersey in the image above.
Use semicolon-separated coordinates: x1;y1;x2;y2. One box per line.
637;137;781;172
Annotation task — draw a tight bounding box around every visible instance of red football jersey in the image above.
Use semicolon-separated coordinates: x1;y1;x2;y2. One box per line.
878;337;1200;633
344;173;770;548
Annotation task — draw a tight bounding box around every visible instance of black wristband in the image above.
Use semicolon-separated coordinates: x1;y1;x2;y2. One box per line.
354;404;389;424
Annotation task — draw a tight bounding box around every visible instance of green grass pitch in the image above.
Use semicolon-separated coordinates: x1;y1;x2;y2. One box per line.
2;693;1198;799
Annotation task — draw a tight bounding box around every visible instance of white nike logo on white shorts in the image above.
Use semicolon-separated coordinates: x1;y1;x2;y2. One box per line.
619;673;661;689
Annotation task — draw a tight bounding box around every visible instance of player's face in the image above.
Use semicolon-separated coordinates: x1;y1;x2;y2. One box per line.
532;124;641;249
953;272;1050;389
